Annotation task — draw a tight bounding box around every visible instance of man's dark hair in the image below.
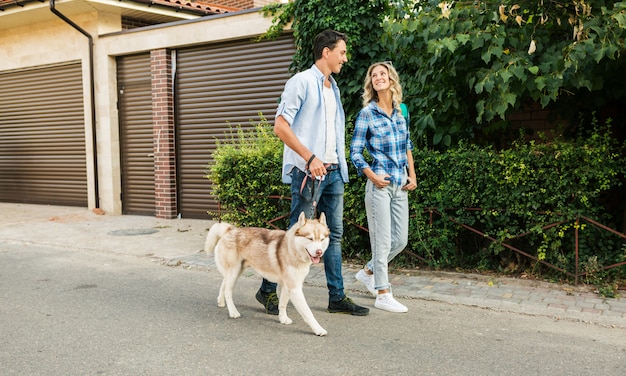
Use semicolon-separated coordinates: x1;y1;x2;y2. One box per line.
313;29;348;61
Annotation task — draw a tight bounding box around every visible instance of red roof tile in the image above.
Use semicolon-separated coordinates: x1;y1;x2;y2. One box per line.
131;0;240;14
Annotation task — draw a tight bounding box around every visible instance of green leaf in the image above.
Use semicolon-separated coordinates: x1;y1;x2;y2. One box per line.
509;64;526;80
612;12;626;29
443;134;452;146
500;69;513;82
474;79;484;94
535;76;547;90
504;92;517;106
483;78;495;93
433;132;443;145
443;38;460;53
471;33;485;50
456;33;471;45
528;66;539;75
481;49;492;64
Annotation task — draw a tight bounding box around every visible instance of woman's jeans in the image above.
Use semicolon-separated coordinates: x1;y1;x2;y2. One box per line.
260;167;346;302
364;179;409;291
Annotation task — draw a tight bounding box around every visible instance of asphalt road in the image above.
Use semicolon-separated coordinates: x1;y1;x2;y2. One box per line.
1;243;625;375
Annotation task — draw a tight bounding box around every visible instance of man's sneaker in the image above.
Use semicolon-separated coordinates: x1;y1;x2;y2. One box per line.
327;296;369;316
355;269;376;296
255;289;279;315
374;293;408;313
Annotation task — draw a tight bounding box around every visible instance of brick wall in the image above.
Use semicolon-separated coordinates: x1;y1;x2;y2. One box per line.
150;49;178;219
479;102;570;147
506;102;567;141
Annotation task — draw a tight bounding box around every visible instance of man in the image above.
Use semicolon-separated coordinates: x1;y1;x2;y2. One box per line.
255;29;369;316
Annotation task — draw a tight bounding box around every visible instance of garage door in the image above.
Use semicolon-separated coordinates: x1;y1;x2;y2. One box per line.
176;35;295;219
116;53;155;215
0;63;87;206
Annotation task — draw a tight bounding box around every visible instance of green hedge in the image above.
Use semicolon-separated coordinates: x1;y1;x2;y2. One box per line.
207;121;290;230
208;119;626;282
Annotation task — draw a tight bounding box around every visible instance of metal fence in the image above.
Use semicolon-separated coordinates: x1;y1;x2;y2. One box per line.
219;199;626;285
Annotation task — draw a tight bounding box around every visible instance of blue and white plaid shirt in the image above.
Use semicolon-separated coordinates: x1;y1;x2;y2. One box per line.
350;101;414;186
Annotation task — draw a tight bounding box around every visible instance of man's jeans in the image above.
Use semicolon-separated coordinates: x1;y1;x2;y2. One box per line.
260;167;345;302
364;179;409;291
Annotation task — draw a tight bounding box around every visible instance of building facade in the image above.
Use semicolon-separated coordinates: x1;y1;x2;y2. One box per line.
0;0;294;219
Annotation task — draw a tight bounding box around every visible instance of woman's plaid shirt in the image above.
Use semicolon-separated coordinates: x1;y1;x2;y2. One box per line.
350;100;414;186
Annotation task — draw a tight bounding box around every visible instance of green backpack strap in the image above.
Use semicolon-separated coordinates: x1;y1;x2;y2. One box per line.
400;103;409;120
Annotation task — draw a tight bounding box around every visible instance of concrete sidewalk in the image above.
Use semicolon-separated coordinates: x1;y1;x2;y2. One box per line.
1;202;625;328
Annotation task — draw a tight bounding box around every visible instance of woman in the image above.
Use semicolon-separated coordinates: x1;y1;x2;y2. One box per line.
350;61;417;313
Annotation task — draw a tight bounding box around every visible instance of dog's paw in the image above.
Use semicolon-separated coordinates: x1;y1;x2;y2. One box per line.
217;302;225;308
315;327;327;336
228;311;241;319
279;316;293;325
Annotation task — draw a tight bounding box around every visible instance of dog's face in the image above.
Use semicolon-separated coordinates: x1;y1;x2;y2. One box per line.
294;212;330;264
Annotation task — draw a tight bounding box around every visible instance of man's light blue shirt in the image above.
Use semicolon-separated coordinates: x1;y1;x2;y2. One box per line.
275;64;349;184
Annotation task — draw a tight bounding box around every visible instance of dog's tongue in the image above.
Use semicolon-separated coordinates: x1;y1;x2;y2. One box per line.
311;256;321;264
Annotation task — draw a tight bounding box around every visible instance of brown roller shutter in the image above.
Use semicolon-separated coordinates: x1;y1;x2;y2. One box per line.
0;63;87;206
176;35;295;219
117;53;155;215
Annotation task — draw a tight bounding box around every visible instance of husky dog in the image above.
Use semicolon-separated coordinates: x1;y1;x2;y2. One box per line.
204;212;330;336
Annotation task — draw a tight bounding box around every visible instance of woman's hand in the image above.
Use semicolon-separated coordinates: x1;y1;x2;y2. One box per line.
371;174;391;189
402;176;417;191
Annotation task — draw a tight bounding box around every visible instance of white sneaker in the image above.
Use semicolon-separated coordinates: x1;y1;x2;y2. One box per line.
375;293;408;313
355;269;376;296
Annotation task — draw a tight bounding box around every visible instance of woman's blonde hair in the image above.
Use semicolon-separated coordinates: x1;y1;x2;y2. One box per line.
361;61;403;110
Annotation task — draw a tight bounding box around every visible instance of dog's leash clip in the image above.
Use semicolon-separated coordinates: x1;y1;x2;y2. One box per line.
300;164;337;219
301;169;327;219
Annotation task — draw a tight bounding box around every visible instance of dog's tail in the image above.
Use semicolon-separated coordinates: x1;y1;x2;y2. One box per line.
204;222;233;254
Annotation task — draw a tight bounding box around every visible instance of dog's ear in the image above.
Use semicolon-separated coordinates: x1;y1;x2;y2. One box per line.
298;211;307;226
319;212;326;226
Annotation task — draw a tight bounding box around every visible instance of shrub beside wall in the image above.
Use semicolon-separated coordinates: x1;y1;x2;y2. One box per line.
208;120;625;282
207;122;290;230
405;127;625;277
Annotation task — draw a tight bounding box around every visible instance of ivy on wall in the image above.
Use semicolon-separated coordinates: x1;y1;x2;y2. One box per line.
260;0;391;120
